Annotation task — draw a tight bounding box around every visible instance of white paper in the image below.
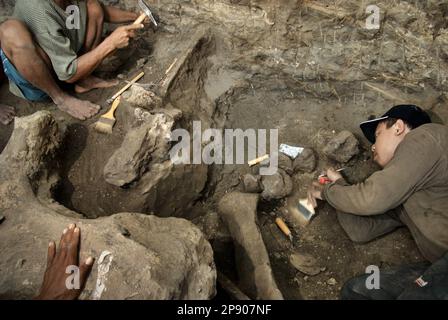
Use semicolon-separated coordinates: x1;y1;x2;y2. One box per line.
279;144;304;159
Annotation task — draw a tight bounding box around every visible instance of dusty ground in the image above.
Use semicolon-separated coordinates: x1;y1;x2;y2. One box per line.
1;0;448;300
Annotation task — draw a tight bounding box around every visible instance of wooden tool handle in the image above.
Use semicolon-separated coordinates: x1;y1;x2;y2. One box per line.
105;96;122;118
133;12;147;25
109;71;145;102
275;218;292;237
248;154;269;167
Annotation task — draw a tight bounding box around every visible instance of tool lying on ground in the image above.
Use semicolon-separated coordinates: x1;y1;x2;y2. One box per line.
124;58;179;90
318;167;346;185
95;97;122;134
275;217;293;241
106;71;145;104
248;154;269;167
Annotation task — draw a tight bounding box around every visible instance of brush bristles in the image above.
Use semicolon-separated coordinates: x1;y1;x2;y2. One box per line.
94;118;116;134
298;199;316;221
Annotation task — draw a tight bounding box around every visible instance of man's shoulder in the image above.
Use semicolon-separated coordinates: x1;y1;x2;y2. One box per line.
14;0;52;13
14;0;67;34
406;123;448;152
415;123;448;140
14;0;54;22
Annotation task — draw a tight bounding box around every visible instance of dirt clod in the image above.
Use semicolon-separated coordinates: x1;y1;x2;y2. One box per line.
323;131;360;164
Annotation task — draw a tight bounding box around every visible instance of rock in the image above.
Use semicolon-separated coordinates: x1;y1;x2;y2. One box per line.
104;113;173;187
152;106;183;122
293;148;317;173
323;130;360;163
102;109;208;219
261;169;293;201
123;85;161;109
0;111;216;300
0;216;5;224
193;211;231;242
278;153;294;175
327;278;337;286
242;174;262;193
289;252;322;276
218;192;283;300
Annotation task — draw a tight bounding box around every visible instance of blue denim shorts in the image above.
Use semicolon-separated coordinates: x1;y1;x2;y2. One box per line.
1;48;49;102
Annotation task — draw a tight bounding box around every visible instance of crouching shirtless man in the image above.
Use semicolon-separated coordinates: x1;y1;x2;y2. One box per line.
0;0;145;122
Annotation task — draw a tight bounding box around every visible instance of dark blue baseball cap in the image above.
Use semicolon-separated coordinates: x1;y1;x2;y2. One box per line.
360;105;432;143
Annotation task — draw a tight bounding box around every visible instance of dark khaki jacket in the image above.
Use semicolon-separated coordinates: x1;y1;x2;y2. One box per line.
323;123;448;262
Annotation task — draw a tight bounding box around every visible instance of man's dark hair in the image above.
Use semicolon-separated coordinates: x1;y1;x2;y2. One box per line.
380;118;414;130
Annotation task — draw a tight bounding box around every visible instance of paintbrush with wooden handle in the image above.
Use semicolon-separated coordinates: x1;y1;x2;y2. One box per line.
94;96;122;134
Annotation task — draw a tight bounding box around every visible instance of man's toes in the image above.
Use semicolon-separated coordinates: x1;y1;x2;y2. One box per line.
73;111;86;121
0;116;13;125
90;104;100;114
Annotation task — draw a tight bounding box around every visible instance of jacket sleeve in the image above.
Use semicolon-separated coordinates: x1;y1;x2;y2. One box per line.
322;128;441;216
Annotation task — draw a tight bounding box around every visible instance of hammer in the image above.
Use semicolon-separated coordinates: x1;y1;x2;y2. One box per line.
134;0;158;27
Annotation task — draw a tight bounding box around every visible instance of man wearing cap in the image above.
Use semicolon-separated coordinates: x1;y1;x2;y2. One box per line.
307;104;448;299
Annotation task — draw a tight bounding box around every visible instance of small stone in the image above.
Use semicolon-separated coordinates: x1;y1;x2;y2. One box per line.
16;259;26;268
0;215;5;224
242;174;262;193
152;107;183;121
123;85;159;109
278;153;294;175
303;276;309;281
327;278;337;286
293;148;317;173
323;130;360;163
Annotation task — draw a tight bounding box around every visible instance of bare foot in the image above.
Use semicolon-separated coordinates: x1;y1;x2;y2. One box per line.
0;104;15;125
55;95;100;121
74;75;119;94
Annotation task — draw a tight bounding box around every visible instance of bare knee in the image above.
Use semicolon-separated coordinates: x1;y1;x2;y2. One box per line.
87;0;105;23
0;20;35;54
337;212;372;244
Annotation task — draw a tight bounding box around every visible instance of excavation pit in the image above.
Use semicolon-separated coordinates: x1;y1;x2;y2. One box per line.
1;0;448;300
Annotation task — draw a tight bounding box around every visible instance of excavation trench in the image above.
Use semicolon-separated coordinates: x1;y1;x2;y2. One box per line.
2;0;447;300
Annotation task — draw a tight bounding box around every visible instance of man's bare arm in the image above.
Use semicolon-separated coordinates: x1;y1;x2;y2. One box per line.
65;41;114;84
65;24;143;84
104;5;139;24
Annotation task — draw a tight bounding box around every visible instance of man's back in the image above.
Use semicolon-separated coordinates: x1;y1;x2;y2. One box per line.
399;123;448;262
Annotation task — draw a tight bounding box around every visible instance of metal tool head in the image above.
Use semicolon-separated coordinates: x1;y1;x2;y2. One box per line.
138;0;158;27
